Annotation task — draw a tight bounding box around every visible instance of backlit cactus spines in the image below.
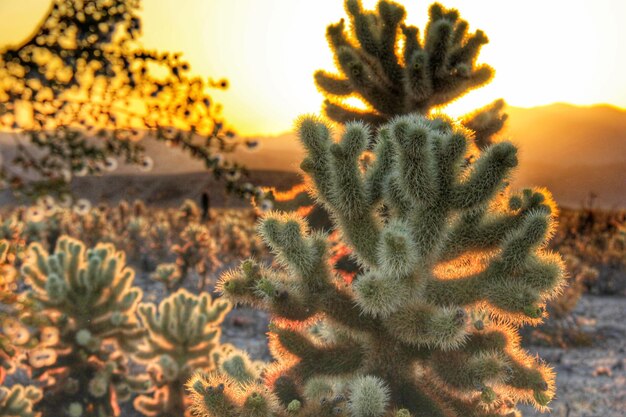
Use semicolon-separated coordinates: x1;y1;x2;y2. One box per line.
0;385;42;417
317;0;505;148
214;344;266;385
20;236;150;417
187;372;280;417
208;114;565;417
134;289;231;417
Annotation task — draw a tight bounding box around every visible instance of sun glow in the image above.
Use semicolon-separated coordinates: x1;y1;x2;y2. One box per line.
2;0;625;136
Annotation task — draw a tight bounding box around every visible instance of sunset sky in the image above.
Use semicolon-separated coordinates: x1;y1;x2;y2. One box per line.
1;0;625;136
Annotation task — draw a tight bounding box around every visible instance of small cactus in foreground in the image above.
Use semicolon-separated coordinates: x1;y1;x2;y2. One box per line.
21;237;150;417
190;114;565;417
0;385;42;417
134;289;231;417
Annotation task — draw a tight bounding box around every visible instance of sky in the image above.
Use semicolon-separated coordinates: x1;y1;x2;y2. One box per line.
1;0;625;136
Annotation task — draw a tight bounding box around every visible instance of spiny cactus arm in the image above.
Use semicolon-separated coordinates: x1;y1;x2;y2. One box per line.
403;48;432;108
462;99;508;149
322;99;388;126
19;245;51;290
363;126;395;205
314;70;352;97
261;217;379;328
219;261;317;322
259;216;332;285
455;327;554;406
428;64;493;108
401;23;421;64
382;302;467;350
92;274;142;323
269;325;365;381
216;344;264;385
337;47;403;117
440;188;556;261
346;0;405;83
425;5;494;106
188;372;280;417
449;141;518;210
425;213;564;322
187;374;240;417
220;248;372;330
325;8;402;114
299;117;381;265
134;305;177;360
429;349;511;391
0;385;42;417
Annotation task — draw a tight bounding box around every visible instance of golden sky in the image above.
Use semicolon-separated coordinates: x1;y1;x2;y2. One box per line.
1;0;625;136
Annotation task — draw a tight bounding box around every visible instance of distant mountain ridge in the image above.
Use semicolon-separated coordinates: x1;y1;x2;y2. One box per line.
505;103;626;166
0;103;624;208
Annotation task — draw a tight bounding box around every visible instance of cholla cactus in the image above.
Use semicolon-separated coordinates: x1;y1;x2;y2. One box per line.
172;224;220;290
126;217;149;261
133;289;230;417
190;115;565;417
0;385;42;417
149;221;173;260
150;264;183;290
523;253;597;347
178;200;202;224
21;237;150;417
318;0;506;147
